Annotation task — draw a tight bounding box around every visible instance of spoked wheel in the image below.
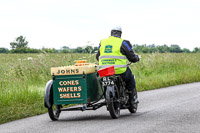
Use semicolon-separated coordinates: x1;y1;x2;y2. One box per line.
108;98;120;119
128;102;138;113
48;105;61;121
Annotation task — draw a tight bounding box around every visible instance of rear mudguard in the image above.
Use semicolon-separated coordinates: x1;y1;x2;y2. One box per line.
44;80;53;108
106;86;115;101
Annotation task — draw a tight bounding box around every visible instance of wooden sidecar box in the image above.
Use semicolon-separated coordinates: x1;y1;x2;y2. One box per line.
51;63;102;105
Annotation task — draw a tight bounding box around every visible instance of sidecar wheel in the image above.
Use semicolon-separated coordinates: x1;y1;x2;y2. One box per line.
48;105;61;121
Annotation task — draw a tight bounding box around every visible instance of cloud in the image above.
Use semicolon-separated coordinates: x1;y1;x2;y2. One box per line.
0;0;199;50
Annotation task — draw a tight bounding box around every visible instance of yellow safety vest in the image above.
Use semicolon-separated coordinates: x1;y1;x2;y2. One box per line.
99;36;127;74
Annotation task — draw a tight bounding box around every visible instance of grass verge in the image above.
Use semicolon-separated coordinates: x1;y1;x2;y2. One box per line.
0;53;200;124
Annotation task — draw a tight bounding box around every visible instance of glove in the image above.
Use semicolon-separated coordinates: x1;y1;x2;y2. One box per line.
137;55;141;61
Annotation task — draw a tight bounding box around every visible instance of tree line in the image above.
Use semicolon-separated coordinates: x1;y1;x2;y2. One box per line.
0;36;98;54
0;36;200;54
133;44;200;53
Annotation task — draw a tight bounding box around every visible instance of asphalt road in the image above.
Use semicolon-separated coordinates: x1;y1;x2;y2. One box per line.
1;82;200;133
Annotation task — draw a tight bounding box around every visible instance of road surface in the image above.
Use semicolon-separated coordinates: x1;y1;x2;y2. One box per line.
0;82;200;133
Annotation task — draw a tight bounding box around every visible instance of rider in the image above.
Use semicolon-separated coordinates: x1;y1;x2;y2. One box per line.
96;26;139;108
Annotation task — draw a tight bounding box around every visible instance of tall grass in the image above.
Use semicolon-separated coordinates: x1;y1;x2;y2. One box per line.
0;53;200;124
0;53;94;124
130;53;200;91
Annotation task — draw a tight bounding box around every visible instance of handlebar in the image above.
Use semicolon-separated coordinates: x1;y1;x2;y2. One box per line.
127;62;132;66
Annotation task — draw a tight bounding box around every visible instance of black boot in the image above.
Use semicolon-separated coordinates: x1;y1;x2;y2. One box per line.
129;90;139;108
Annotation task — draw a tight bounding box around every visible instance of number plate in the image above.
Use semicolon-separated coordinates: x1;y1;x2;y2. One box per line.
101;77;114;86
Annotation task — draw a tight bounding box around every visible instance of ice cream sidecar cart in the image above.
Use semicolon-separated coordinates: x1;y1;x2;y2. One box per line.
44;61;104;120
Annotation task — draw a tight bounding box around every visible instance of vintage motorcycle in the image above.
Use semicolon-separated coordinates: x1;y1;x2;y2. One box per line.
44;62;138;120
98;65;138;118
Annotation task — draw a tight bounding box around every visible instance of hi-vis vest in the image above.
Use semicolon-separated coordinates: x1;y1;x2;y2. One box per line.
99;36;127;74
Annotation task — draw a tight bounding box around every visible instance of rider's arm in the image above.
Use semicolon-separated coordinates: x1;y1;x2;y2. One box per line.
120;40;139;63
96;43;101;61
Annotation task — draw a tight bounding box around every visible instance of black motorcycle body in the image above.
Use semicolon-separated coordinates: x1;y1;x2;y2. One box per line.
100;74;137;119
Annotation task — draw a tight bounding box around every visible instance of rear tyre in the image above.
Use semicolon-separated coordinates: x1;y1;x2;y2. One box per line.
48;105;61;121
108;98;120;119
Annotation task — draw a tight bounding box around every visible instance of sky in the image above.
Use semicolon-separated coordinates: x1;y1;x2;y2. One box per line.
0;0;200;50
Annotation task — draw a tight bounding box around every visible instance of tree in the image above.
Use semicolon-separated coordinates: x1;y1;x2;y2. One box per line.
148;44;157;53
169;44;182;53
182;48;191;53
62;46;70;49
10;36;28;49
62;46;71;53
156;45;169;53
42;48;57;53
140;45;149;53
0;48;9;53
193;47;200;53
84;46;93;53
133;44;149;53
92;46;99;53
74;47;84;53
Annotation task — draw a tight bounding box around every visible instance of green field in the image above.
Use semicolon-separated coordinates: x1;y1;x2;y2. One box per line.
0;53;200;124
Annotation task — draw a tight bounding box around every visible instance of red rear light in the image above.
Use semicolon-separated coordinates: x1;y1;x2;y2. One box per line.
98;66;115;77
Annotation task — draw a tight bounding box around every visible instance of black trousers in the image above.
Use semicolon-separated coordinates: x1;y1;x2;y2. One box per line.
120;67;137;95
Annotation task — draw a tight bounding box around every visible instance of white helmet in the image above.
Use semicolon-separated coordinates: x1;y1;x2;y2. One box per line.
111;26;122;33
